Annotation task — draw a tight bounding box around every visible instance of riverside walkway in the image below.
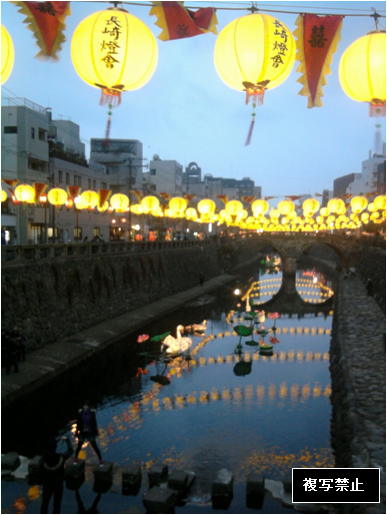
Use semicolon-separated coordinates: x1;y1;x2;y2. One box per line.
1;273;235;409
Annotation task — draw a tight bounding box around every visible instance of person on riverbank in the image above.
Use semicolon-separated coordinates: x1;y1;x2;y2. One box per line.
40;436;73;514
3;330;19;374
74;401;104;465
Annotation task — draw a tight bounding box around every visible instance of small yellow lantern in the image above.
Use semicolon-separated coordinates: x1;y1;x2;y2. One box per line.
214;13;295;143
374;195;386;210
110;193;129;210
197;199;216;216
251;199;269;217
1;25;14;84
350;196;368;214
130;204;143;215
141;195;160;214
320;207;329;217
81;190;99;208
185;207;197;220
1;189;7;202
15;184;35;203
47;188;68;206
339;30;386;116
225;200;243;216
97;201;109;212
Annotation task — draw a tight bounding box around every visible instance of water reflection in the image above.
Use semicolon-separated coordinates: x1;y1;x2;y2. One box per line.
296;269;334;303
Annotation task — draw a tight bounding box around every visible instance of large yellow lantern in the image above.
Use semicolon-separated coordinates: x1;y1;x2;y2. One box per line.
251;199;269;217
72;7;157;101
141;195;160;214
225;200;243;216
214;13;295;143
14;184;35;203
110;193;129;210
350;196;368;214
278;200;294;215
327;198;345;214
47;188;68;206
1;26;14;84
197;199;216;217
374;195;386;210
303;198;320;216
81;190;99;208
169;197;187;216
130;203;143;215
339;31;386;116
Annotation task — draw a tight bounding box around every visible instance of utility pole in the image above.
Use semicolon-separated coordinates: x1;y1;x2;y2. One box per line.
128;157;133;241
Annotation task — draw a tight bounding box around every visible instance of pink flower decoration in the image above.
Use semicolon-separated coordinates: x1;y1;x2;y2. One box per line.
269;313;280;319
269;337;280;344
137;334;149;343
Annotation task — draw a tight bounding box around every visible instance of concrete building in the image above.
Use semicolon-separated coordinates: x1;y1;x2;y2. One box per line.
144;155;184;196
346;143;386;196
333;173;360;198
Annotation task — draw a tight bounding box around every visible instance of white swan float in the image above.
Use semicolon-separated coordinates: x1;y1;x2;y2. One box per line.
162;325;192;354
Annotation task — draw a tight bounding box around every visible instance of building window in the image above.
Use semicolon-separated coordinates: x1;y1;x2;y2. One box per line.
66;172;70;185
88;178;91;189
4;126;17;134
93;227;100;238
38;128;46;141
74;226;82;241
101;182;107;189
31;127;35;139
58;170;63;183
150;169;156;176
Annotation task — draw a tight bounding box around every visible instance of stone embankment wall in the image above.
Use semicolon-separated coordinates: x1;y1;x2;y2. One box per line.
330;276;386;514
1;239;260;350
354;247;386;313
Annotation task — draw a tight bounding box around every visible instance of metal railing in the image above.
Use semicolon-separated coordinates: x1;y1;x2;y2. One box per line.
1;239;212;266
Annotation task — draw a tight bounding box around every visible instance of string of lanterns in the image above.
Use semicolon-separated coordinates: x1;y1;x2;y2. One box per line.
1;183;385;233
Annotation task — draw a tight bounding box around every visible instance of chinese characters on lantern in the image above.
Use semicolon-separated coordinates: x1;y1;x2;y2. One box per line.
271;20;289;68
101;16;122;68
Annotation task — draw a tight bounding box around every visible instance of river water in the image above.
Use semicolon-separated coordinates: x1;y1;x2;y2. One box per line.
1;265;335;514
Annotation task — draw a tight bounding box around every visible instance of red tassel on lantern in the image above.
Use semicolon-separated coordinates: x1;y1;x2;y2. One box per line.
244;88;265;146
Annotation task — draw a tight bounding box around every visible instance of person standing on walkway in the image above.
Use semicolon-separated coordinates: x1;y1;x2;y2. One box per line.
3;330;19;374
40;436;73;514
74;401;104;465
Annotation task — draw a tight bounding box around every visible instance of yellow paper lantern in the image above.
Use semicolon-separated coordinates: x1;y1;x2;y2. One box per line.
278;200;294;215
81;190;99;208
185;207;197;220
327;198;345;214
47;188;68;206
14;184;35;203
350;196;368;214
130;203;143;215
110;193;129;210
1;26;14;84
214;13;295;143
374;195;386;210
71;7;158;102
251;199;269;217
320;207;329;217
197;199;216;216
97;201;109;212
303;198;320;215
141;195;160;214
339;31;386;116
169;197;187;216
269;209;280;219
225;200;243;216
1;189;7;202
360;212;370;223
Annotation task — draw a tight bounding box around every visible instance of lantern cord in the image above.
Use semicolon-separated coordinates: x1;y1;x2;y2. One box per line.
104;115;111;147
245;117;255;146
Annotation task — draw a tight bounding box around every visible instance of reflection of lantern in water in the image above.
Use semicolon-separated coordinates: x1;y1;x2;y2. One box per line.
214;13;295;144
339;30;386;117
1;25;14;84
15;184;35;203
47;188;68;206
350;196;368;214
71;7;158;140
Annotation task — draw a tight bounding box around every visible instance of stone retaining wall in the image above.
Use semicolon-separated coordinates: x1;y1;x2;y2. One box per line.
330;276;386;514
353;247;386;313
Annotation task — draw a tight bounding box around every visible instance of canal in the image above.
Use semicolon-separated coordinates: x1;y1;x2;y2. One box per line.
1;261;336;514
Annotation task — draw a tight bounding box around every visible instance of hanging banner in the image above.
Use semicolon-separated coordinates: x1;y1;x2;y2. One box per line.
149;1;218;41
33;182;47;202
294;14;343;107
98;189;111;208
241;196;256;204
1;178;20;187
159;192;170;203
13;1;71;59
67;185;81;200
131;190;143;203
216;195;228;205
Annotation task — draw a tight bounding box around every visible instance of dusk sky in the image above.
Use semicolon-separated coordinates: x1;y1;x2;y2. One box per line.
1;0;386;199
